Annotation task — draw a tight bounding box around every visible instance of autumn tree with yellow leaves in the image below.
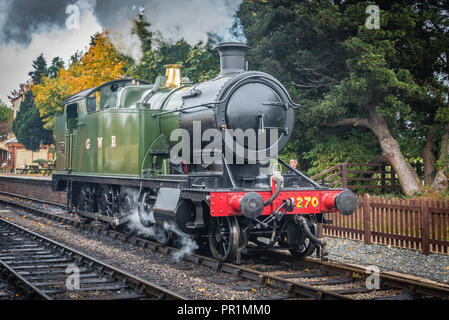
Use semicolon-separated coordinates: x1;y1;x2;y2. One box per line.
33;31;130;130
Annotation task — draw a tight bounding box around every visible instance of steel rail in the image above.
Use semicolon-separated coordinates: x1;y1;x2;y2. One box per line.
1;193;449;300
0;194;348;300
305;257;449;299
0;258;52;300
0;216;185;300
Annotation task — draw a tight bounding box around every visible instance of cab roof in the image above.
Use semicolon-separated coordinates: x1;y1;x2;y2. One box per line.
63;79;151;105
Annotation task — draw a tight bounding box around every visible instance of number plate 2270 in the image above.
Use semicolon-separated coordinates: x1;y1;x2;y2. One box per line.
296;196;319;209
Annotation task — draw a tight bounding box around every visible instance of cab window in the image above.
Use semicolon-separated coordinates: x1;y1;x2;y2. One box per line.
66;103;78;130
86;81;135;113
100;83;120;109
87;91;101;113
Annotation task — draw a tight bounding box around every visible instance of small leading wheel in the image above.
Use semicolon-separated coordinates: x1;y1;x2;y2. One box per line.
289;223;317;259
208;216;240;262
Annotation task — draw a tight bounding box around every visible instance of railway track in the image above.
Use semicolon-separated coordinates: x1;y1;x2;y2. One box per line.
0;216;185;300
0;272;29;300
0;191;448;300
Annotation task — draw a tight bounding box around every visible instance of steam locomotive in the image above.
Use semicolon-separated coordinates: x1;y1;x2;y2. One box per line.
52;42;357;263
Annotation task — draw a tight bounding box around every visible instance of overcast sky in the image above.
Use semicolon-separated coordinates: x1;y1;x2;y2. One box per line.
0;1;100;105
0;0;244;106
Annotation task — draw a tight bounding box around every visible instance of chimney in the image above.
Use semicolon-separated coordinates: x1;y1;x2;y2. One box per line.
164;64;183;88
216;42;250;76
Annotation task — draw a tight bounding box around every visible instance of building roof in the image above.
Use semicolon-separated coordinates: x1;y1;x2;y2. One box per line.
4;136;17;145
10;95;23;102
0;134;13;151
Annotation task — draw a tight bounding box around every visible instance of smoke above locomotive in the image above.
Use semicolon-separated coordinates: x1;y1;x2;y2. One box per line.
0;0;247;62
0;0;247;102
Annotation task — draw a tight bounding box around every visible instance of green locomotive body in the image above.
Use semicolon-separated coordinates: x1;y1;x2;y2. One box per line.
53;43;357;263
55;78;190;178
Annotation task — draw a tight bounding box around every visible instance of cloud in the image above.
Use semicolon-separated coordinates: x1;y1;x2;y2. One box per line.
142;0;246;44
91;0;246;61
93;0;245;45
0;0;247;103
0;2;102;103
0;0;77;46
0;0;246;54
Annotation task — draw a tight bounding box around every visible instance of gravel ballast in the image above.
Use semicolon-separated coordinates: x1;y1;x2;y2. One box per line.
323;236;449;284
0;204;284;300
1;200;448;299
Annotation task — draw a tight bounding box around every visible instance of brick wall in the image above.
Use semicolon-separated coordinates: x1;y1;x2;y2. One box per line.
0;175;66;204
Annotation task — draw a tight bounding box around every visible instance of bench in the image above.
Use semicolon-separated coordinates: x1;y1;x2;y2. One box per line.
42;164;55;176
16;165;41;174
16;167;28;174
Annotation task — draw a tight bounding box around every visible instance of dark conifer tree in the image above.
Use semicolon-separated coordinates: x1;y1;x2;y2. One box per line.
48;57;64;79
12;91;53;152
28;54;48;84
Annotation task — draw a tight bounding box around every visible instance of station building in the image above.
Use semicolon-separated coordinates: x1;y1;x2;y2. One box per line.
0;89;54;172
2;136;53;171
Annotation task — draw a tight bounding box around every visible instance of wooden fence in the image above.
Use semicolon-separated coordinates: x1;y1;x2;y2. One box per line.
311;162;401;194
319;194;449;255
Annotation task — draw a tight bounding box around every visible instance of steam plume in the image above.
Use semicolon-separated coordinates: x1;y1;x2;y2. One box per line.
93;0;246;61
0;0;76;45
121;187;199;262
0;0;246;62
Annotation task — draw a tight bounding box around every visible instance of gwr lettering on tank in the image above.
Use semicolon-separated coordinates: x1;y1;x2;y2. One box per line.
85;137;116;150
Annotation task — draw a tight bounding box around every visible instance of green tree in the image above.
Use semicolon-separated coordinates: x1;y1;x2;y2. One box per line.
410;1;449;191
239;0;449;195
47;57;64;79
183;41;220;83
0;99;11;121
28;54;48;85
134;13;153;54
0;99;12;140
131;39;220;83
12;91;53;151
130;15;219;83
